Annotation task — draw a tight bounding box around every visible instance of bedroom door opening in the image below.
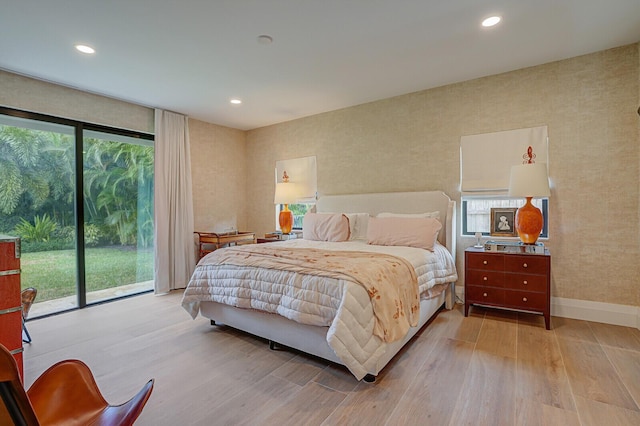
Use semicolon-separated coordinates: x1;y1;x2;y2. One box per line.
0;108;154;318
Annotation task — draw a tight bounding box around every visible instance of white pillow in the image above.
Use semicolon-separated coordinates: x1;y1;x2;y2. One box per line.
367;217;442;251
344;213;370;241
377;211;440;220
302;213;350;242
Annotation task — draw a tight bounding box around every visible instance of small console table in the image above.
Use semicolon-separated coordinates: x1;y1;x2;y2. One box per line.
194;231;256;260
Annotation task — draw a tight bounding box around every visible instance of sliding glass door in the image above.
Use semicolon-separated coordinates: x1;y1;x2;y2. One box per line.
83;131;154;304
0;114;79;315
0;108;154;317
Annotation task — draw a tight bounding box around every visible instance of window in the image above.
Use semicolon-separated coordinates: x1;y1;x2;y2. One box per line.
0;107;154;317
460;126;550;239
462;198;548;237
274;156;317;232
276;203;313;230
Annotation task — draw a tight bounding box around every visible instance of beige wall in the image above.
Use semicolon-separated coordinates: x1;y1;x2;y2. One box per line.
0;70;154;133
2;44;639;308
189;119;248;232
247;43;640;307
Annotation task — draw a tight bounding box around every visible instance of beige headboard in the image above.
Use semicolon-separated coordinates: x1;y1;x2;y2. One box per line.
316;191;456;259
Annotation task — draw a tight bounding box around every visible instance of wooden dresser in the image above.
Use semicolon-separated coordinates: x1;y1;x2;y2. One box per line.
464;246;551;329
0;235;23;378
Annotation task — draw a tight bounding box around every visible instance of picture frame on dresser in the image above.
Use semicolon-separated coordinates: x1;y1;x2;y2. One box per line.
490;207;517;237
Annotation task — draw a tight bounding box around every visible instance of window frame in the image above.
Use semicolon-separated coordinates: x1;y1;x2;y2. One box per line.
461;198;549;238
0;106;154;316
275;203;313;231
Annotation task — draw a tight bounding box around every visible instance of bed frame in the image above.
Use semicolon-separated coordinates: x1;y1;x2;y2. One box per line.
199;191;457;381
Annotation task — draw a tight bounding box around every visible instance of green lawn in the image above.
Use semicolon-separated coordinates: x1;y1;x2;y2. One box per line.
20;247;154;302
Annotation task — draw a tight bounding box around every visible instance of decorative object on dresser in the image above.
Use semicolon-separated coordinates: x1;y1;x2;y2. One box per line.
490;207;517;237
508;146;550;244
484;240;545;254
274;170;300;235
0;235;23;380
464;246;551;329
194;231;256;260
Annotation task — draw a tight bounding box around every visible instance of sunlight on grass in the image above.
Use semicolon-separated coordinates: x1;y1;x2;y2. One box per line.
20;247;154;302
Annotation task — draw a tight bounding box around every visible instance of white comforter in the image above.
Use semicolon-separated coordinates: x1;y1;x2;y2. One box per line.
181;239;457;379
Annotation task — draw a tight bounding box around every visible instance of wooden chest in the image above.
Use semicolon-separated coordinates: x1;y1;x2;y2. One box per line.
0;235;23;378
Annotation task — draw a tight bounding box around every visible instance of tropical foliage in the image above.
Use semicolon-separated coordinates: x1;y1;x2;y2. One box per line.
0;124;154;252
13;214;57;242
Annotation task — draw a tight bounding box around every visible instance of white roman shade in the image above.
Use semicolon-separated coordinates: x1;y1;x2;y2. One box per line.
460;126;548;196
275;155;317;203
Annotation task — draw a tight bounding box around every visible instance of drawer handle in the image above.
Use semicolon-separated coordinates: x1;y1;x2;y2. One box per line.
483;292;488;297
483;276;488;281
523;263;528;268
522;297;528;302
483;260;488;265
523;280;528;285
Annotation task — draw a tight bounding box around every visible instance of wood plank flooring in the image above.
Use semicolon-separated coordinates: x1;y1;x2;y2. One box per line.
22;291;640;425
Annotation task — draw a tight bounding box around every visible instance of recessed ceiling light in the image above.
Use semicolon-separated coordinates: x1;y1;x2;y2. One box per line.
481;16;501;27
230;99;242;105
75;44;95;54
257;35;273;45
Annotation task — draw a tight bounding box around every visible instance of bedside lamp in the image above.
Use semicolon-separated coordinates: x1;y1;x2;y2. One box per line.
508;150;550;244
274;175;299;234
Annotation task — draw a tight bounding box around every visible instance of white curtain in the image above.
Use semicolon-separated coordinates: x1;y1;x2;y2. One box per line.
153;109;196;294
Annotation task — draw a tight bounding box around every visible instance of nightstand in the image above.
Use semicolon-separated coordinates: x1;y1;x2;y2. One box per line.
464;246;551;329
257;237;281;243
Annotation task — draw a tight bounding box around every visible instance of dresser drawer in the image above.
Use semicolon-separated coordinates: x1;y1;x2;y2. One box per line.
504;254;548;275
0;309;22;351
505;290;547;311
0;274;21;309
0;239;20;271
466;252;504;271
504;273;547;292
466;269;504;288
466;286;505;305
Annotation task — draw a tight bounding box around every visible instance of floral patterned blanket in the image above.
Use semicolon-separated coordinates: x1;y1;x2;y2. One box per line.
190;245;419;342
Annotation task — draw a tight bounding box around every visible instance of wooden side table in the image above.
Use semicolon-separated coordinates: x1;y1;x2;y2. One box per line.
195;231;256;260
464;246;551;329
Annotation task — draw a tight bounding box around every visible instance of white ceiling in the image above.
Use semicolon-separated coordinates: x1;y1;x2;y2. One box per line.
1;1;639;131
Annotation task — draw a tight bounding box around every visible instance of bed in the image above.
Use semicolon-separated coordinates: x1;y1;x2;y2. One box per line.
181;191;458;381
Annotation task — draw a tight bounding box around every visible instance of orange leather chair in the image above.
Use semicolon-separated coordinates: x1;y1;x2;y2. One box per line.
0;343;154;425
21;287;37;343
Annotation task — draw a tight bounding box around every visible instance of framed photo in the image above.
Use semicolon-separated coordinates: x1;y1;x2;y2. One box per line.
490;208;517;237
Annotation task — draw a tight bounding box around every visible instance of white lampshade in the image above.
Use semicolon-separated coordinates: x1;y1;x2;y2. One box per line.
274;182;299;205
508;163;550;198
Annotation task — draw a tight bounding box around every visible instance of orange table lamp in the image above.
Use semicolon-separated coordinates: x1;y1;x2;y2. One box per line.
274;171;299;234
508;147;550;244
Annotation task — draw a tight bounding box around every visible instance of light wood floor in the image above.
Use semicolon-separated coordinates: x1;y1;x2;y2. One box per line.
22;291;640;425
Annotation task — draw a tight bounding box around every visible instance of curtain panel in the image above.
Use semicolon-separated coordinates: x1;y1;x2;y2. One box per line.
154;109;196;294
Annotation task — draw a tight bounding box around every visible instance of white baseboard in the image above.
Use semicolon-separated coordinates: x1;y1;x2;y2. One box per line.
552;297;640;330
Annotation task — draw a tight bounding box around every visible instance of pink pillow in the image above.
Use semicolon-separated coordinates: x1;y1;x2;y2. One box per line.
366;217;442;251
303;213;350;242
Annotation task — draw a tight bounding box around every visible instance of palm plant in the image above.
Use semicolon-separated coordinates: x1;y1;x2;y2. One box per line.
14;214;58;242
